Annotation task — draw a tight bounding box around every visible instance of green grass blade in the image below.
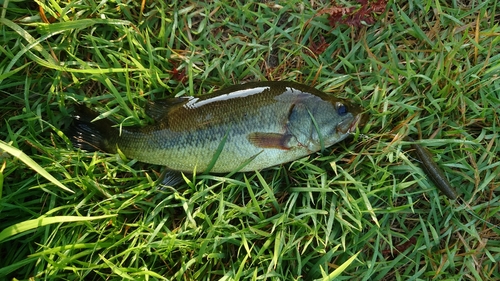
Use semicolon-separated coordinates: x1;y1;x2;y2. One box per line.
36;19;131;34
204;127;229;173
0;140;73;193
0;215;116;243
317;251;360;281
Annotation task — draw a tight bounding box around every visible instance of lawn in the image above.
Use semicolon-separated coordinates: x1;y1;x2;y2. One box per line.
0;0;499;280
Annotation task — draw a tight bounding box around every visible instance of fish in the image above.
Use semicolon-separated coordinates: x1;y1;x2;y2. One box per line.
68;81;363;174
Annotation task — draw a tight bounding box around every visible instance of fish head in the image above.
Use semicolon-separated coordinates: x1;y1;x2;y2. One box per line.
319;98;362;147
330;99;363;135
289;96;363;152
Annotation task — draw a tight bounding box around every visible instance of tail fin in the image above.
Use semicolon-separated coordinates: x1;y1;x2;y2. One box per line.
67;105;116;152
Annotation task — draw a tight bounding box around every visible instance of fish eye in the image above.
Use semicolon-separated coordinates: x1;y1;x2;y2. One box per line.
336;102;348;116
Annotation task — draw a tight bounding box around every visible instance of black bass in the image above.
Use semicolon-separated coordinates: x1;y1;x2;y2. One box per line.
69;81;363;173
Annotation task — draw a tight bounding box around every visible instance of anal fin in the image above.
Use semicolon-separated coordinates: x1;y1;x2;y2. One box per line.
156;169;184;189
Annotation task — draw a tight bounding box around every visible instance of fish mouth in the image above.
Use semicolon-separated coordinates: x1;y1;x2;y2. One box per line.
338;114;362;134
348;114;362;133
337;114;361;135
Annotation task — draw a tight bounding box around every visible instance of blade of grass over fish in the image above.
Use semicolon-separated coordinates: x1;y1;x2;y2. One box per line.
0;140;73;193
307;108;325;152
225;150;263;178
0;215;116;243
203;126;230;174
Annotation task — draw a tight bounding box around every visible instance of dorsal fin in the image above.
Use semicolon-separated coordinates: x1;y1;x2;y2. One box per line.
145;97;191;121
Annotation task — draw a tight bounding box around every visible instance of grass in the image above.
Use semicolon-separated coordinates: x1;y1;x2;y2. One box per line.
0;0;499;280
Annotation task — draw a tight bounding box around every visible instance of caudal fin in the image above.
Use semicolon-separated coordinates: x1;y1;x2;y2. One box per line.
67;105;115;152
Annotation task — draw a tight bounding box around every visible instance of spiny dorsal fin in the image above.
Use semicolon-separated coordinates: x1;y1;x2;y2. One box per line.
145;97;191;121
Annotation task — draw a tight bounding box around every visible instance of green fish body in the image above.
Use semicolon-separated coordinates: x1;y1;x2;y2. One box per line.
70;81;362;173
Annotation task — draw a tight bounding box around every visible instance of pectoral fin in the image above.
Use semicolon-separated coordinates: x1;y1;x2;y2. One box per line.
247;132;296;150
